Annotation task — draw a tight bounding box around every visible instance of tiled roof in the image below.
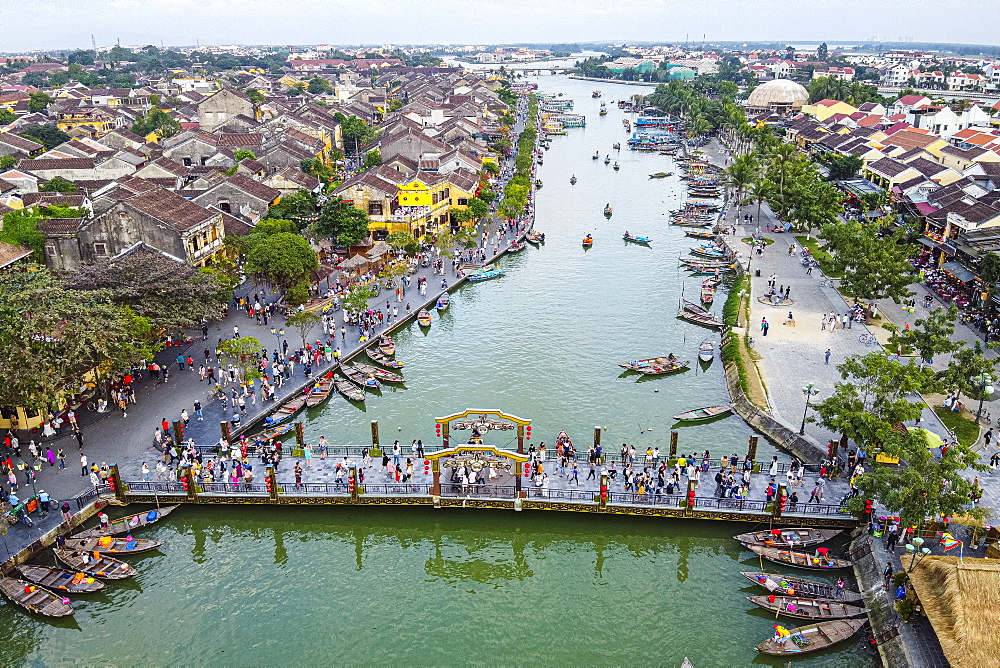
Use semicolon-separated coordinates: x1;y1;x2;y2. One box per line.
21;193;87;208
868;157;913;178
908;157;950;178
0;241;32;267
38;217;83;234
19;158;96;171
214;133;263;148
124;188;216;231
224;173;280;203
0;132;43;152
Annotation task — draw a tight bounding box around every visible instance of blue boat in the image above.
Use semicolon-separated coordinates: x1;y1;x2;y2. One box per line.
623;233;652;245
468;267;504;282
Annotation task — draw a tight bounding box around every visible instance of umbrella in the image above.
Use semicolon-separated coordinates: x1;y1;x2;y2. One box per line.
909;427;943;449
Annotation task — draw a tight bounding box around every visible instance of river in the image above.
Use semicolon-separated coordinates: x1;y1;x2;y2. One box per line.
0;75;877;667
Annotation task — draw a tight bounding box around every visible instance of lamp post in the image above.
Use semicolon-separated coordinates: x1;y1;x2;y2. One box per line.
973;373;994;424
269;327;285;353
799;383;820;435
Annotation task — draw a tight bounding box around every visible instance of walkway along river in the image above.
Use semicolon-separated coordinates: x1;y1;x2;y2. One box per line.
0;76;877;667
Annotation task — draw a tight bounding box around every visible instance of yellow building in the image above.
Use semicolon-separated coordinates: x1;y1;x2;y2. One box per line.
56;109;116;136
801;98;859;121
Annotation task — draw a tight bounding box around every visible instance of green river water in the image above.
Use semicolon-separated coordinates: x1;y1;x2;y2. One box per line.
0;75;877;667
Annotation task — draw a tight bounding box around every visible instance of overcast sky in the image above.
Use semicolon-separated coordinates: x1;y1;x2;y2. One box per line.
3;0;1000;52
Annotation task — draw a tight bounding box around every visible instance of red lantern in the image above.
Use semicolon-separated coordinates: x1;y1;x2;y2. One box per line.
600;484;608;502
181;478;189;492
864;499;874;516
423;459;430;475
348;476;356;493
107;475;116;492
779;495;787;512
687;490;696;507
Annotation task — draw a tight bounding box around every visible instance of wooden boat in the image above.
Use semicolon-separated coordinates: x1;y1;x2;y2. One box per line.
689;247;727;259
685;230;715;239
682;299;711;316
741;572;864;602
649;172;672;179
755;619;868;656
680;258;729;268
619;357;689;376
623;233;652;245
417;309;432;327
272;394;307;424
526;232;545;244
351;362;404;383
534;179;543;189
672;404;732;422
736;528;843;548
599;109;608;116
305;374;336;408
342;364;382;390
367;347;403;369
677;309;725;329
261;422;294;440
703;274;722;288
612;142;620;150
334;377;366;402
670;219;712;228
508;241;526;253
612;162;620;171
604;156;611;164
378;336;395;356
55;549;137;579
748;596;867;620
582;235;593;247
17;565;106;593
687;265;734;275
570;176;577;185
701;283;717;303
603;204;613;216
468;267;504;282
73;504;179;540
436;293;450;311
61;536;162;555
592;151;599;159
698;339;714;363
0;577;74;617
746;544;853;570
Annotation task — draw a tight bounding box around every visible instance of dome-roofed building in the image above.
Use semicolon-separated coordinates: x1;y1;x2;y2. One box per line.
745;79;810;115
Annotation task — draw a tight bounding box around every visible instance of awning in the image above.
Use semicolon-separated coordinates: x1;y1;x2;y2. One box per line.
917;237;937;248
941;261;976;283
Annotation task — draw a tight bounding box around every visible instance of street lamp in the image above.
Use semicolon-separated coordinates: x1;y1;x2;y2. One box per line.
269;327;285;352
799;383;820;435
973;373;994;424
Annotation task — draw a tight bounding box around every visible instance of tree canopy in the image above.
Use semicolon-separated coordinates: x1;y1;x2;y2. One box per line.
313;196;370;247
68;248;228;335
0;268;155;410
19;124;70;151
820;217;915;302
243;231;318;302
131;107;181;139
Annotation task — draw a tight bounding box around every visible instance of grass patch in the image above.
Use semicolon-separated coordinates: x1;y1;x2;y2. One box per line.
934;407;981;447
795;235;843;278
741;237;774;246
721;331;768;409
723;273;746;326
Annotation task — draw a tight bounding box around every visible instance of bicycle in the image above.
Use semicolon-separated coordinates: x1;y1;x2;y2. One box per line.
859;333;878;346
818;278;835;288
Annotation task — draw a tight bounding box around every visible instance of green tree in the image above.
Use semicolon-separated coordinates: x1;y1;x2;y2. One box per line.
936;341;999;404
307;77;331;94
0;154;17;170
28;92;54;113
722;153;760;213
884;306;960;364
244;232;319;294
467;197;490;220
449;207;473;225
131;107;181;139
386;231;416;250
285;310;322;347
19;124;70;151
817;42;829;61
216;336;263;383
820;217;915;303
342;284;377;313
268;189;316;221
0;109;16;125
245;89;265;105
828;154;863;180
314;197;370;247
0;268;155;411
39;176;77;193
363;149;381;169
233;149;257;162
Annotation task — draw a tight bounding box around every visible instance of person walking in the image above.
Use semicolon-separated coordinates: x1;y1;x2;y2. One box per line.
883;561;894;588
57;449;66;469
569;464;580;485
825;348;831;365
80;453;88;477
761;318;769;337
886;524;900;551
984;428;993;449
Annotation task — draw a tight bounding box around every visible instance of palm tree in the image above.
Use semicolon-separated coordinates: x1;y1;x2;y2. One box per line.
686;115;711;139
745;178;775;231
767;143;798;209
722;153;760;216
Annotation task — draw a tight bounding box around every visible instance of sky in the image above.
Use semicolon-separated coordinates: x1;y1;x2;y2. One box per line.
3;0;1000;52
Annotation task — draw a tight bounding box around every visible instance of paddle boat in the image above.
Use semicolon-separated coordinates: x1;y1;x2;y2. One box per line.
417;309;432;327
603;204;613;217
582;235;594;247
436;293;449;311
570;175;577;185
612;162;620;171
526;231;545;244
604;155;611;164
623;232;652;245
468;267;504;282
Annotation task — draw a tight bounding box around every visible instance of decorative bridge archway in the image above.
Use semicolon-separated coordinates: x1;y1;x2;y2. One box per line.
430;410;533;498
434;409;532;453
